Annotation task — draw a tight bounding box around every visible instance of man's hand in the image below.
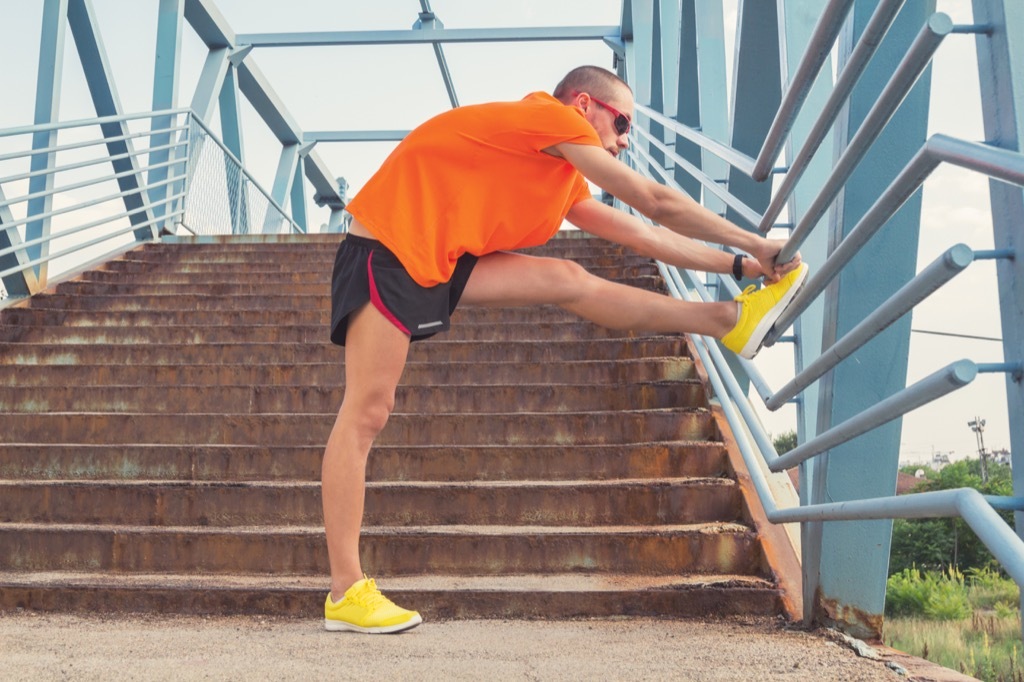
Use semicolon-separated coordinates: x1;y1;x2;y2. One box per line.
748;239;802;283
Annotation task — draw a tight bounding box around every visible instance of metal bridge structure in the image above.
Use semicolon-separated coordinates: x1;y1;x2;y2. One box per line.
1;0;1022;640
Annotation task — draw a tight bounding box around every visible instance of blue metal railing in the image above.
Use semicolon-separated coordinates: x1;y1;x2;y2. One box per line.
0;108;302;307
621;0;1024;634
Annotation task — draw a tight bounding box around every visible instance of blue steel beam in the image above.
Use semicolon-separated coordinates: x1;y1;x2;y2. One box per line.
26;0;69;287
692;1;729;217
67;0;156;243
972;0;1024;626
182;0;342;210
775;0;841;626
219;63;249;234
811;1;936;640
0;187;41;299
150;0;185;235
671;0;702;201
234;26;619;47
304;131;409;142
416;1;458;108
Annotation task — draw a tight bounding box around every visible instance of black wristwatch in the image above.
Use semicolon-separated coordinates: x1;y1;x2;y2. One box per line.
732;253;744;281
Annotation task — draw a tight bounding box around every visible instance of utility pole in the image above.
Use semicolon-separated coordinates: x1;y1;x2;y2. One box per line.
968;416;989;483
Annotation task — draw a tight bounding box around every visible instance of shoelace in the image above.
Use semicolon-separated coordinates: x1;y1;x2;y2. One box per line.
737;284;757;300
353;578;393;610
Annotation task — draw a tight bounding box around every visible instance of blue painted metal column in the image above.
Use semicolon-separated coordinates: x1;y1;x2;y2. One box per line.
150;0;184;235
220;54;250;234
971;0;1024;618
67;0;156;242
25;0;69;287
670;1;702;202
715;0;782;387
776;0;839;625
812;0;935;639
692;1;729;218
0;187;40;299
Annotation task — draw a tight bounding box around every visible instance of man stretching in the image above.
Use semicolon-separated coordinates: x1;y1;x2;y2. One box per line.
322;65;807;633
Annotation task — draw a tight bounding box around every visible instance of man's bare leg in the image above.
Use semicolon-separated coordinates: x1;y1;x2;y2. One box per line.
322;302;410;601
461;250;737;337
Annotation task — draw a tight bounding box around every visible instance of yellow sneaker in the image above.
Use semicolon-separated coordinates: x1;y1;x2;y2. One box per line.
721;263;809;359
324;577;422;634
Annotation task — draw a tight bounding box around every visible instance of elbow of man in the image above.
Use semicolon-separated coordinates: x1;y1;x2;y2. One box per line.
634;184;670;224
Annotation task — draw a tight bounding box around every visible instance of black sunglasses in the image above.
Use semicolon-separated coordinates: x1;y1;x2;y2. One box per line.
572;91;632;136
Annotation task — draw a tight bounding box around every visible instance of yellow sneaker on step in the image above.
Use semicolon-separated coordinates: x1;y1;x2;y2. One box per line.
721;263;809;359
324;577;422;634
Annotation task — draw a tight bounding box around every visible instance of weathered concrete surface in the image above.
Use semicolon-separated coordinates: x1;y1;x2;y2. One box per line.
0;612;912;681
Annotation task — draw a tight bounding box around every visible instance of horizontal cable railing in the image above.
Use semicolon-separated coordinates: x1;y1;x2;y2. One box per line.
0;107;306;306
623;3;1024;597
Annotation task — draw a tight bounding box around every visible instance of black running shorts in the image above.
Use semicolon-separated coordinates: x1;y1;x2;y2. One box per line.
330;234;478;346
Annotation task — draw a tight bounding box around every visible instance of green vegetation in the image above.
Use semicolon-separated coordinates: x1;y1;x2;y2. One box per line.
885;567;1023;681
889;460;1015;575
772;429;797;456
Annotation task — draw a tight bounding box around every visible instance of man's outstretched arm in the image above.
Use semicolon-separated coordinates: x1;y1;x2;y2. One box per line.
566;197;767;279
553;142;800;279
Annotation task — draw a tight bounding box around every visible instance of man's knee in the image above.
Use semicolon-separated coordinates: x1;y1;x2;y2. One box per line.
550;258;597;302
339;390;396;442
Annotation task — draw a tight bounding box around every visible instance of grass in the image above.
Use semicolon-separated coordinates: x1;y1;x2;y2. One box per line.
884;567;1024;681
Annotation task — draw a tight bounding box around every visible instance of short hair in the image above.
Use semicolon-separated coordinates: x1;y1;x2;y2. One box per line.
552;66;631;104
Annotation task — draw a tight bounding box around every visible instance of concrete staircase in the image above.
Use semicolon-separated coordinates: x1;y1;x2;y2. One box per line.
0;234;794;619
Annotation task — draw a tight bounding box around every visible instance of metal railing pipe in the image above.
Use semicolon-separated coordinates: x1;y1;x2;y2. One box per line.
0;196;185;280
633;102;757;176
0;123;188;165
766;244;974;409
0;157;183;210
0;187;186;264
769;359;977;471
627;133;763;229
758;0;904;225
0;171;185;237
776;13;953;258
0;108;188;138
751;0;858;181
770;489;1024;585
765;135;1024;345
0;138;187;186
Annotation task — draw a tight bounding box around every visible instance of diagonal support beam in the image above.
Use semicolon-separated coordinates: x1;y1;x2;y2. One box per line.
26;0;69;287
415;2;458;108
150;0;185;235
67;0;155;242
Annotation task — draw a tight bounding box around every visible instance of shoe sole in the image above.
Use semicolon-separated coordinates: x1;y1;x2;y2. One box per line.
738;264;809;359
324;613;423;634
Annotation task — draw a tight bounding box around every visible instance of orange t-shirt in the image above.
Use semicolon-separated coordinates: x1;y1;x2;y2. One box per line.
345;91;603;286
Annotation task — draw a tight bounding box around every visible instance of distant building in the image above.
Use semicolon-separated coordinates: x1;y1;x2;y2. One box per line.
930;451;952;470
991;448;1012;467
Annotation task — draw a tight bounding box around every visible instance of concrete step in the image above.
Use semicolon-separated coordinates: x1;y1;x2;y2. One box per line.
49;275;665;299
76;262;660;284
0;522;764;576
0;409;716;446
0;381;705;414
97;253;656;274
0;442;727;483
0;571;782;619
0;357;697;387
1;321;670;344
0;336;689;365
0;478;741;527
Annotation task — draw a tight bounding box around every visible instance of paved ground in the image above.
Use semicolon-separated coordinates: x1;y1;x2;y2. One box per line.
0;611;940;681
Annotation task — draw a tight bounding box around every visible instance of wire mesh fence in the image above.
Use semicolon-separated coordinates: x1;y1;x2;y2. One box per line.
180;118;298;236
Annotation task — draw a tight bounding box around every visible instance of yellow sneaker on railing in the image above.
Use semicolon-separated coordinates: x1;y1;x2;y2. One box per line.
324;576;423;634
721;263;809;360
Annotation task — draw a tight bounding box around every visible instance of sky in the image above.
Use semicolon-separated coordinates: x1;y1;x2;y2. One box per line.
0;0;1012;464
